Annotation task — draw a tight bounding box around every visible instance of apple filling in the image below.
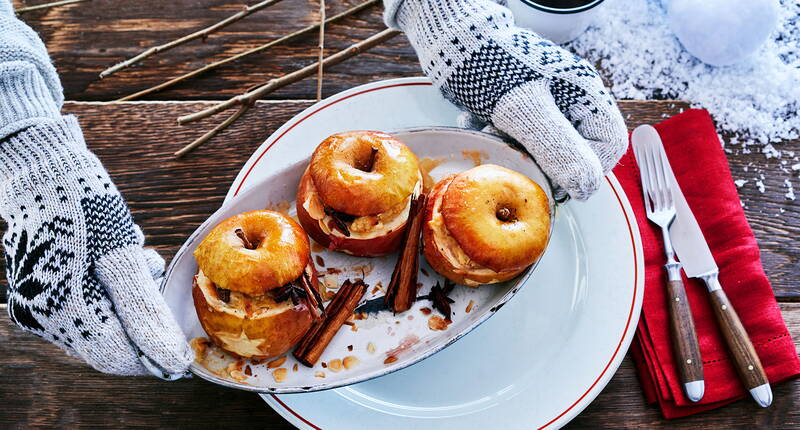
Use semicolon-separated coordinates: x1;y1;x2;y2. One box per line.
302;177;421;240
427;186;506;285
194;270;300;319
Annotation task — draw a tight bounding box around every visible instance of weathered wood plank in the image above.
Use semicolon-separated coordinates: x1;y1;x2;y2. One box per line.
12;0;421;101
1;302;797;428
0;100;797;303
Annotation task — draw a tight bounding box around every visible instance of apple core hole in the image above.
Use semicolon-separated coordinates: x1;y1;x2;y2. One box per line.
496;206;515;222
354;147;379;172
235;228;259;249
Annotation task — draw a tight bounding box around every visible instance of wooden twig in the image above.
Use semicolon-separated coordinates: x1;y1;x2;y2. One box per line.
316;0;326;101
15;0;85;13
100;0;285;78
174;103;250;158
178;28;400;125
115;0;378;102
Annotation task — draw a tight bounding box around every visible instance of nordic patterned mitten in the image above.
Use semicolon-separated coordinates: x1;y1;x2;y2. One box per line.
384;0;628;200
0;1;192;377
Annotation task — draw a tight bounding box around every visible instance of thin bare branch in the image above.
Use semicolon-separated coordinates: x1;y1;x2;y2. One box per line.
100;0;285;78
15;0;85;13
178;28;400;125
115;0;378;102
316;0;326;101
174;103;250;158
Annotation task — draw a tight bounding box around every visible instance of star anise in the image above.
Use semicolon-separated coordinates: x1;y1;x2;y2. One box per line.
418;279;455;319
324;207;355;237
274;281;308;305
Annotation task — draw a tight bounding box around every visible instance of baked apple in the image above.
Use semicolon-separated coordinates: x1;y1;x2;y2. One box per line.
192;210;322;359
422;164;550;286
296;131;422;257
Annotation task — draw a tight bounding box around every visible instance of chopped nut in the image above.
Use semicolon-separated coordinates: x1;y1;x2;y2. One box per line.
428;315;451;331
244;365;252;376
465;300;475;313
273;368;288;383
267;355;287;369
420;307;432;315
293;363;299;372
227;360;247;382
229;370;247;382
322;275;340;299
347;345;353;351
367;342;376;354
190;337;210;361
315;255;325;267
384;355;398;365
343;356;359;370
314;371;326;378
328;358;342;372
321;362;328;368
350;324;358;332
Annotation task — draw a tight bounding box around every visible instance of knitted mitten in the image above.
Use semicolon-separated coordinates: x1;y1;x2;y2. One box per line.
384;0;628;200
0;1;192;377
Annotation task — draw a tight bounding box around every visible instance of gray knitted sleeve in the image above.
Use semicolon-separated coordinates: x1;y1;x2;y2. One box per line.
0;0;63;139
0;1;192;378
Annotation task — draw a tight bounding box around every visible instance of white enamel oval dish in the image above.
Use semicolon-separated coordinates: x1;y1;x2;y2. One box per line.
166;78;644;429
163;126;556;393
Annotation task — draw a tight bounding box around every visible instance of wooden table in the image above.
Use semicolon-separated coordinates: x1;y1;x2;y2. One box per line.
2;1;798;428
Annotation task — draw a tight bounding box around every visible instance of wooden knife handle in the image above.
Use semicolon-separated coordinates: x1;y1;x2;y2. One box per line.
709;289;768;390
666;278;704;385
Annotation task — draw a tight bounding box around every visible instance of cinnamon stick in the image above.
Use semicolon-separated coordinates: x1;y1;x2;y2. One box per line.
300;269;325;318
385;193;427;313
293;279;367;367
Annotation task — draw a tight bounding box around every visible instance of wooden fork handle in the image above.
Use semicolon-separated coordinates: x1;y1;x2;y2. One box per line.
665;271;704;396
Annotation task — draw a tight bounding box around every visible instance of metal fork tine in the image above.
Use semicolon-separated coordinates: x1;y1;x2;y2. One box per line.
644;141;663;211
635;144;654;215
656;145;675;209
650;141;673;211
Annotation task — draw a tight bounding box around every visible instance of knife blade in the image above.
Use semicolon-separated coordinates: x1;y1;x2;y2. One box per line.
639;125;773;407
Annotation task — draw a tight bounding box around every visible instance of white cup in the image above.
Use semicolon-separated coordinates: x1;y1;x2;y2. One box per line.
506;0;606;44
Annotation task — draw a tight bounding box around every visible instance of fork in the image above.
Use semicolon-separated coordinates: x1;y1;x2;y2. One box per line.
633;138;705;402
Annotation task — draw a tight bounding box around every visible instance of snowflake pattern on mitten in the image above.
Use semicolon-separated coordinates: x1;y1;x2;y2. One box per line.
385;0;628;200
1;117;192;376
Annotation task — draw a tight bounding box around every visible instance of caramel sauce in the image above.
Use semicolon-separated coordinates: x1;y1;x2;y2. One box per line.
419;157;445;193
461;149;487;167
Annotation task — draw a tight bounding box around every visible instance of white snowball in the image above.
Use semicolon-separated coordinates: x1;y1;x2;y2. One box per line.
667;0;780;66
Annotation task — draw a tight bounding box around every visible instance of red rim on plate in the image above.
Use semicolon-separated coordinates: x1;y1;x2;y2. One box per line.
230;80;640;429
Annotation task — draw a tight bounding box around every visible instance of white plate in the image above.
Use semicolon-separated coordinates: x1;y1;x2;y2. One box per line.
230;78;642;429
162;127;555;393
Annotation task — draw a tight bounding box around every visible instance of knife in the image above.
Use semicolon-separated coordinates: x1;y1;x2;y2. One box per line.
637;125;773;407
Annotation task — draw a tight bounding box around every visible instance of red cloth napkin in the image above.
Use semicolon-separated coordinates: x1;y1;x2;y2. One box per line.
612;109;800;418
